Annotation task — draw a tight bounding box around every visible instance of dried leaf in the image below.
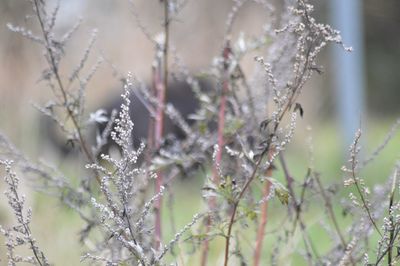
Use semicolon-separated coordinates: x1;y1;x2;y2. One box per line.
260;118;271;131
294;103;304;118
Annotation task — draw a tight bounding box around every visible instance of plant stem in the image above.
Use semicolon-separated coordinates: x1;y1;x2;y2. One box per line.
280;154;320;264
223;43;311;264
224;150;265;266
314;172;355;266
154;0;170;249
253;150;274;266
388;171;397;265
253;170;271;266
9;174;45;266
33;0;99;183
201;42;232;266
350;132;382;237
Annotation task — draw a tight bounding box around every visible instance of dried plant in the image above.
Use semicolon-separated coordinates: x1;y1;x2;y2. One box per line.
0;160;49;266
1;0;399;265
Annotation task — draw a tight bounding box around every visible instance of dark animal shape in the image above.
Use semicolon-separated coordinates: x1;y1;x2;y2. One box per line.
40;78;212;158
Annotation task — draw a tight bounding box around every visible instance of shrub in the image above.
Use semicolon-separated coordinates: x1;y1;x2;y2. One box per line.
1;0;399;265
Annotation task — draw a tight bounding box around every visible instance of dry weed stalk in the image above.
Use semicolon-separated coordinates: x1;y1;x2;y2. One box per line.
2;0;399;265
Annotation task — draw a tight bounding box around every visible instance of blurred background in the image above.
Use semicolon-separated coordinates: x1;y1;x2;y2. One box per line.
0;0;399;264
1;0;399;147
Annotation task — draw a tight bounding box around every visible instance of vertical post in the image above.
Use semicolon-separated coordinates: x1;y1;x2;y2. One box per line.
329;0;366;146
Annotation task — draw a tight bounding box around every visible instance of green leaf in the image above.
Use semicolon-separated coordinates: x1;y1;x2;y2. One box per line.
199;122;208;135
218;175;236;203
246;210;257;221
266;177;290;205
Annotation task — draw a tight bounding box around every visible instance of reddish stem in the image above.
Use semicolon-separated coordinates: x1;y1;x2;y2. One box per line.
153;63;165;249
200;215;212;266
253;163;272;266
215;81;228;176
153;0;170;250
201;42;231;266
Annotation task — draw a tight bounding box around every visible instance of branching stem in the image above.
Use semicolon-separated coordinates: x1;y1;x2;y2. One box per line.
350;132;382;237
33;0;99;183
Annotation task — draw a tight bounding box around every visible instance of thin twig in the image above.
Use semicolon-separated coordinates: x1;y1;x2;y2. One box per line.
33;0;99;183
280;154;320;264
314;172;355;266
350;131;382;237
223;40;312;264
224;150;265;266
388;169;397;265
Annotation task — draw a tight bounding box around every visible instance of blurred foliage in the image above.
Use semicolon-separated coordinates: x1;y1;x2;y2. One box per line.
364;0;400;114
